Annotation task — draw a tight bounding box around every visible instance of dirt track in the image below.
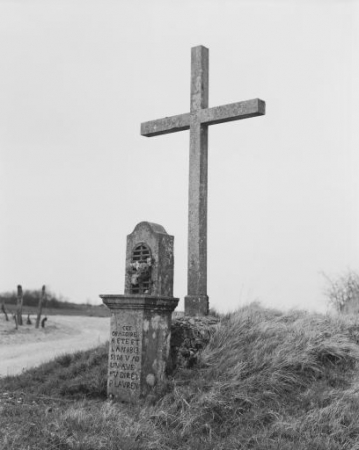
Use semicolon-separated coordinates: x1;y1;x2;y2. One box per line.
0;315;110;377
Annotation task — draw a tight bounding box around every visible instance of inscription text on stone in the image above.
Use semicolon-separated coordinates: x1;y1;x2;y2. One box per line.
108;324;142;393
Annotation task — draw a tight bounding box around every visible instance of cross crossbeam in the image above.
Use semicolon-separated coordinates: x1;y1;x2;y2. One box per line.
141;45;265;316
141;99;265;137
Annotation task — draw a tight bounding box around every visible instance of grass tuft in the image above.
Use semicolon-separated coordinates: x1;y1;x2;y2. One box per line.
1;343;109;400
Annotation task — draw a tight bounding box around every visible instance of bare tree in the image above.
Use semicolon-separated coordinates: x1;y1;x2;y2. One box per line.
16;285;23;326
323;270;359;313
36;285;46;329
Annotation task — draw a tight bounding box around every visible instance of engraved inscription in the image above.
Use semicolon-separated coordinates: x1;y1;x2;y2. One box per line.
108;324;142;393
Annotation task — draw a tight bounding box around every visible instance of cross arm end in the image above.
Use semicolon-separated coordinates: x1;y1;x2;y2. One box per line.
257;99;266;115
141;113;191;137
200;98;266;126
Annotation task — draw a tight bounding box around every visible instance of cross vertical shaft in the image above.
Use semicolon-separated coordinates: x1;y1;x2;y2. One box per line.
185;46;210;315
140;45;265;316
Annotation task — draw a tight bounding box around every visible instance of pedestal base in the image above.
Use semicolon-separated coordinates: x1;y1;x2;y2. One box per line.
184;294;209;316
100;294;178;403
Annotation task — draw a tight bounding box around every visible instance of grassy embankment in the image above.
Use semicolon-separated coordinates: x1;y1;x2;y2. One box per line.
1;303;359;449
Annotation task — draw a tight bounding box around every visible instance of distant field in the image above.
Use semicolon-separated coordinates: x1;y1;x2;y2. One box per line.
4;304;111;317
4;304;184;319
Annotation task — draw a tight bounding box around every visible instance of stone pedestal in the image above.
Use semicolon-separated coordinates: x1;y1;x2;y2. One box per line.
100;294;179;403
184;295;209;316
101;221;178;403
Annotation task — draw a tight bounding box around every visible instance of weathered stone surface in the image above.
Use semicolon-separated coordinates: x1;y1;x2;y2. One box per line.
141;113;191;137
141;100;265;137
125;222;174;297
101;221;178;403
168;315;219;372
198;99;265;126
101;295;179;403
184;295;209;317
140;45;266;316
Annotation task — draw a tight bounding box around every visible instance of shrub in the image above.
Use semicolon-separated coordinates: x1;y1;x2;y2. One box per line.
323;270;359;313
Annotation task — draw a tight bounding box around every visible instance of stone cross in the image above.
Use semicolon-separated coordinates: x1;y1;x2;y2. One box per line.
141;45;266;316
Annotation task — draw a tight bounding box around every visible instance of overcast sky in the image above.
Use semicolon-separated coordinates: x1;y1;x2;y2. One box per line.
1;0;358;313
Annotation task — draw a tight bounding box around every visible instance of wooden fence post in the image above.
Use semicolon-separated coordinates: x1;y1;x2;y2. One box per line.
13;314;18;330
1;300;9;321
36;285;46;329
16;285;23;326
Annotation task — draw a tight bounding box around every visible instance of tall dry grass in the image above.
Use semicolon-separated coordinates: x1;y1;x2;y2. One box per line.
2;303;359;449
152;304;359;449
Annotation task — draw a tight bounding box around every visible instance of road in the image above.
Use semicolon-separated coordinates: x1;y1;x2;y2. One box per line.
0;315;110;377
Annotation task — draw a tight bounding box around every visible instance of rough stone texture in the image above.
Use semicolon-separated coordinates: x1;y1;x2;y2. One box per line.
140;45;266;316
185;295;209;317
125;222;174;297
141;113;191;137
101;295;179;403
140;99;265;137
198;99;266;125
101;221;179;403
167;315;220;373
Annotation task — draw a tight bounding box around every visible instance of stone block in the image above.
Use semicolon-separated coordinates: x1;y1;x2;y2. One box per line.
184;295;209;316
168;315;219;372
101;295;178;403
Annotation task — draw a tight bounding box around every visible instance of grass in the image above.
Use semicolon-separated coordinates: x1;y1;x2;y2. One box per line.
2;303;359;449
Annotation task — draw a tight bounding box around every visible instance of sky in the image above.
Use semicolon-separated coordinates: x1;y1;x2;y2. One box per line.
0;0;359;313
